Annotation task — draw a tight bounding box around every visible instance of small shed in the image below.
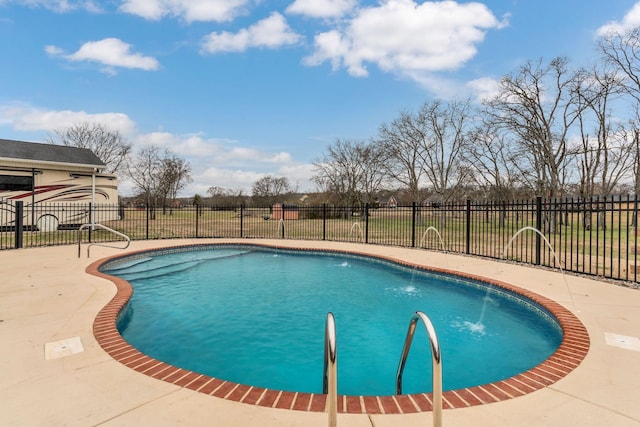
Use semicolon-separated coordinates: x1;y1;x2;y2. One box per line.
272;203;299;220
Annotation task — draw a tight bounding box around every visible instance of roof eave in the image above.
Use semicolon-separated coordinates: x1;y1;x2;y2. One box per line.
0;156;107;172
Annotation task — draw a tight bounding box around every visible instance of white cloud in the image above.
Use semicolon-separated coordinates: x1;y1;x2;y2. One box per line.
44;45;65;56
405;72;473;99
466;76;500;102
197;167;265;191
276;163;315;190
375;69;500;101
191;144;292;165
134;132;236;157
304;0;504;79
201;12;301;53
134;131;292;164
0;104;136;135
286;0;356;19
597;2;640;36
46;38;159;74
169;135;226;157
119;0;248;23
5;0;102;13
133;131;182;148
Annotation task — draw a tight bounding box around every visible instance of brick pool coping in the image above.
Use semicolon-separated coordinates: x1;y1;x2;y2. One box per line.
87;242;590;415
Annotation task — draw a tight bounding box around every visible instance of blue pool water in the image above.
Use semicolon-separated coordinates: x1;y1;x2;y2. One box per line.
102;245;563;396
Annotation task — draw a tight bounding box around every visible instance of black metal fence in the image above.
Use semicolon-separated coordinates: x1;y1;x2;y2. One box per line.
2;196;639;283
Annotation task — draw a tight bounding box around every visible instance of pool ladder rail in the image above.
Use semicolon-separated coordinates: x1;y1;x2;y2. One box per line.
323;312;338;427
322;310;442;427
77;223;131;258
397;311;443;427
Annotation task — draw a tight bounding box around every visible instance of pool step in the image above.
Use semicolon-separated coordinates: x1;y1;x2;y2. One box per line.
116;260;202;281
103;257;153;274
103;250;252;279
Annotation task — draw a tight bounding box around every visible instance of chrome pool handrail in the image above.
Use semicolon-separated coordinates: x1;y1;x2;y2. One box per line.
77;223;130;258
396;311;442;427
323;312;337;427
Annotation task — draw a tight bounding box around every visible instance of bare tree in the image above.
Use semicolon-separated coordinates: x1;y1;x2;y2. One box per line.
632;124;640;226
312;139;385;213
127;145;191;217
127;145;163;218
207;186;227;199
252;175;292;207
573;64;631;199
609;118;640;226
47;122;131;173
598;25;640;217
598;27;640;104
416;99;473;204
465;119;522;201
375;111;426;205
159;154;192;214
207;186;245;207
485;58;587;233
630;120;640;197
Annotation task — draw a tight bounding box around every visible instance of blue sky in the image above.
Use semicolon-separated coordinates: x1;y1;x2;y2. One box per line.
1;0;640;197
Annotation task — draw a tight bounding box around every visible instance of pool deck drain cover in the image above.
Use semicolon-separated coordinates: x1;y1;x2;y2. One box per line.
45;337;84;360
604;332;640;352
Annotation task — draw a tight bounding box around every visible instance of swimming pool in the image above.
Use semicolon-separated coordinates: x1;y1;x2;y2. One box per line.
90;242;589;414
100;244;563;397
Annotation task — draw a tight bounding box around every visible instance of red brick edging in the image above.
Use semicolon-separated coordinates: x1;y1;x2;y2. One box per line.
88;243;590;415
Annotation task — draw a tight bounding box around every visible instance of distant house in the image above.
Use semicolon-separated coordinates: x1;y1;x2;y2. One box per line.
0;139;118;230
381;195;398;208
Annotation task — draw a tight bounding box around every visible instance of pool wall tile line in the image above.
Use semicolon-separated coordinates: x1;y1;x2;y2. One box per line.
308;393;327;412
397;394;421;412
480;382;512;400
411;393;433;411
291;391;311;411
362;396;383;414
257;389;280;407
456;388;485;406
87;242;591;415
243;386;267;405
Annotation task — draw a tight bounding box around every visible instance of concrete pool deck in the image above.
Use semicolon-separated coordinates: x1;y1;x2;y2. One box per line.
1;239;640;426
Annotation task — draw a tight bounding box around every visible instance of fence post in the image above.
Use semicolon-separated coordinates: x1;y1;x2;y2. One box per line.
466;199;471;254
88;202;93;243
322;203;327;241
240;204;244;238
15;201;23;249
281;205;286;239
146;204;150;240
365;203;370;244
411;202;417;248
634;194;638;283
195;204;199;238
535;196;542;265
